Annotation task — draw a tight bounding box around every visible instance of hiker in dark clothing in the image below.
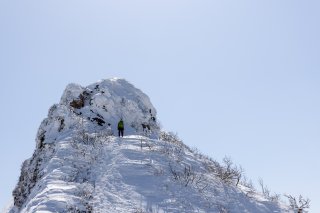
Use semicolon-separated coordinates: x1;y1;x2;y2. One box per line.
118;119;124;137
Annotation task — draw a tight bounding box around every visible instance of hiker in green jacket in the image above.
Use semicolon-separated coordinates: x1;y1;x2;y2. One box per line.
118;119;124;137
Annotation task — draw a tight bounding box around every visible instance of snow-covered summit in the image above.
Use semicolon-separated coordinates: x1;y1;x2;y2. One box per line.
36;78;159;148
5;78;291;213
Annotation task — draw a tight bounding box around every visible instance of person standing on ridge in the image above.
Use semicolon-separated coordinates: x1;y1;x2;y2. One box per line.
118;119;124;137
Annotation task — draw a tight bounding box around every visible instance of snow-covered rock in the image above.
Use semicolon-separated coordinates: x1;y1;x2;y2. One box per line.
5;78;291;213
36;78;159;149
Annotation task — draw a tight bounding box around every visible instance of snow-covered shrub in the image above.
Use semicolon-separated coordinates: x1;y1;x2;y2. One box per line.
168;163;208;192
217;157;243;185
159;131;188;162
194;174;209;193
285;194;310;213
240;176;257;198
259;178;281;203
162;133;244;188
169;164;196;187
202;156;243;186
159;131;182;145
240;175;255;189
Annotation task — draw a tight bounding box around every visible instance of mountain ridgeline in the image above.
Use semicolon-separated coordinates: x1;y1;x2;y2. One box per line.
7;78;292;213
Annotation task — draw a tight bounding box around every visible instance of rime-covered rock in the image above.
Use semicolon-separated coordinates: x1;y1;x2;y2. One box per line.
36;78;159;149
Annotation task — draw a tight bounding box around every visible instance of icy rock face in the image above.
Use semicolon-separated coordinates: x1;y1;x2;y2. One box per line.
36;78;159;148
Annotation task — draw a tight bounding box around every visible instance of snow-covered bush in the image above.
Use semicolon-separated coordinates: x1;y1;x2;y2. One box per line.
159;131;190;162
259;178;281;203
240;175;257;198
215;157;243;185
285;194;310;213
169;164;197;187
197;154;243;186
159;131;183;146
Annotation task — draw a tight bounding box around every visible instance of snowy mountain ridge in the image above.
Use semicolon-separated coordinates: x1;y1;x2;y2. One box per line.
5;78;291;213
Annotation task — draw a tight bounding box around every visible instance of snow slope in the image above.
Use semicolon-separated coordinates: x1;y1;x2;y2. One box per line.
7;135;290;213
5;78;290;213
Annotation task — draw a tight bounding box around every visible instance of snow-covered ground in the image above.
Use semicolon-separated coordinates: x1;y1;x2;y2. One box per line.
4;78;291;213
6;134;290;213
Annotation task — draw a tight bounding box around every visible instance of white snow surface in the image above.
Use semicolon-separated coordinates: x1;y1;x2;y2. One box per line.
5;78;291;213
8;135;290;213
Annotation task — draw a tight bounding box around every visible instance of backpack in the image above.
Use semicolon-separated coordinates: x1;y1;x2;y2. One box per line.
118;121;124;129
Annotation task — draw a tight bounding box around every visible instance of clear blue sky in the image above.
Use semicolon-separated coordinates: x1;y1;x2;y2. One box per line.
1;0;319;211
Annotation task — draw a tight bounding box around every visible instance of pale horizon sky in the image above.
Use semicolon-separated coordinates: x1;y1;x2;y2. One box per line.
1;0;319;212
